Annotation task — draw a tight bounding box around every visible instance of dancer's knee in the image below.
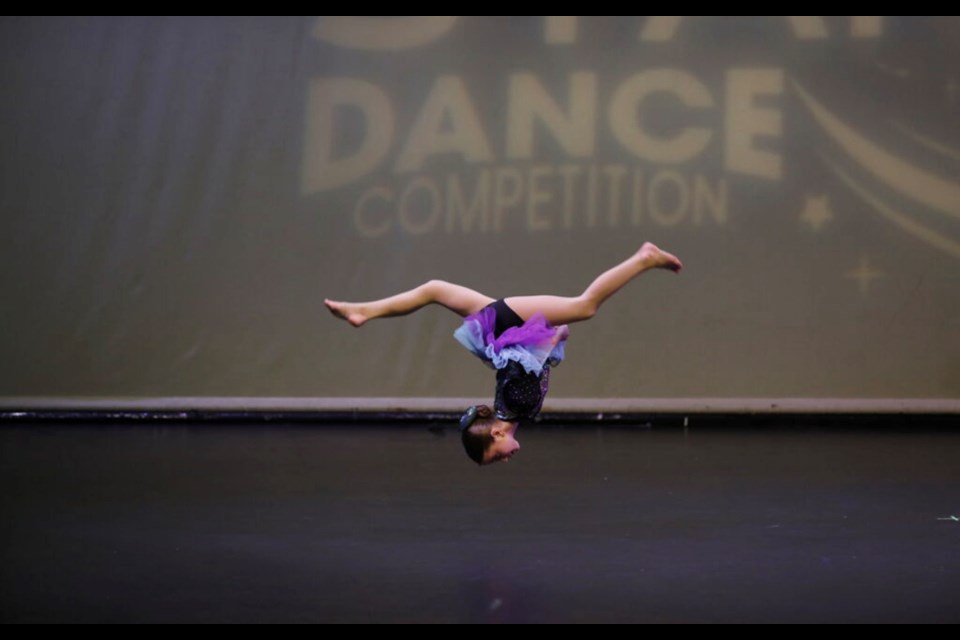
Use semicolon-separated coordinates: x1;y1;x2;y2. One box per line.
421;279;457;305
421;279;445;296
577;297;598;320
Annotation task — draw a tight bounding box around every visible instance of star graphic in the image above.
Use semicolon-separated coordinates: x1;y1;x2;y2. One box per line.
800;195;833;232
845;256;885;296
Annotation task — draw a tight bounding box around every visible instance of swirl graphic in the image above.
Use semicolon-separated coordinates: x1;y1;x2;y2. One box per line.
794;81;960;258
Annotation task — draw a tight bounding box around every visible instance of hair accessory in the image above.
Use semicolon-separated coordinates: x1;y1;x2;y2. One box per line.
459;405;478;432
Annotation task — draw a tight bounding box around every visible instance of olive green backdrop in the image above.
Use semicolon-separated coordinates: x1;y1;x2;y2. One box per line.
1;17;957;407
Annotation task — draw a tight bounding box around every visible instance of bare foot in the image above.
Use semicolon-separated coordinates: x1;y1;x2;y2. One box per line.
324;299;368;327
638;242;683;273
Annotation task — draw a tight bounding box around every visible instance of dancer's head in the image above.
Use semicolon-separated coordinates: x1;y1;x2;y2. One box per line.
460;404;521;465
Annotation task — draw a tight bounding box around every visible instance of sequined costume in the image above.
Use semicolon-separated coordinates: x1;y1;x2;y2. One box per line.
453;299;567;421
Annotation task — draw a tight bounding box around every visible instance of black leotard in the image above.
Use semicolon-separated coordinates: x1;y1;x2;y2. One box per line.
485;299;550;421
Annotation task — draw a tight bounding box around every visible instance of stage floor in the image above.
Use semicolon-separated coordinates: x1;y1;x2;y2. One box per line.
2;423;958;623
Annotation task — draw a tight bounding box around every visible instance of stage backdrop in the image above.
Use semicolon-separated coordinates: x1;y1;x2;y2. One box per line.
1;17;958;409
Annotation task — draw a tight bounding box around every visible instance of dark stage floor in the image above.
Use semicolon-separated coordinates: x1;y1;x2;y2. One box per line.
1;423;958;623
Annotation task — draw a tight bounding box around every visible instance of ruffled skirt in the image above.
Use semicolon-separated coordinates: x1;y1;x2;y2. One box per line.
453;306;566;375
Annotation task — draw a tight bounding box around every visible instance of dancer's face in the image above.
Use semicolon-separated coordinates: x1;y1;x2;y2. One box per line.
482;421;521;464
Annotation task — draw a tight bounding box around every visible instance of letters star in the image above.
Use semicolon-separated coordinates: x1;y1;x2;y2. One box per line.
800;195;833;232
845;256;885;296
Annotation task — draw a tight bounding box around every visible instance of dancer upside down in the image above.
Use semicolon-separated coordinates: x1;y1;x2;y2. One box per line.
326;242;682;466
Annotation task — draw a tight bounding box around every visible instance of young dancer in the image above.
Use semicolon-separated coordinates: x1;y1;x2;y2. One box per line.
325;242;682;465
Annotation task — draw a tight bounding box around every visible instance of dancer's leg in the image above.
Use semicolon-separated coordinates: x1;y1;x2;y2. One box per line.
326;280;494;327
505;242;682;325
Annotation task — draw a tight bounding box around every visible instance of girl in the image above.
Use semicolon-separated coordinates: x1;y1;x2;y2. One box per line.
325;242;683;465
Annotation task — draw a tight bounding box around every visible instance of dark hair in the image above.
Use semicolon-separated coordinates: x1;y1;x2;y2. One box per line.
460;404;496;465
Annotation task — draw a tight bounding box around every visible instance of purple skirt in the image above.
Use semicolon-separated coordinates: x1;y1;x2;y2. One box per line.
453;306;566;375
